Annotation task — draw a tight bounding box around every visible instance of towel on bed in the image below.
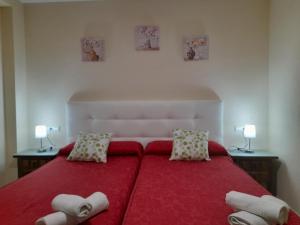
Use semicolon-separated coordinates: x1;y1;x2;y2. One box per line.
35;212;77;225
51;194;92;218
261;195;290;223
228;211;269;225
36;192;109;225
78;192;109;223
226;191;289;225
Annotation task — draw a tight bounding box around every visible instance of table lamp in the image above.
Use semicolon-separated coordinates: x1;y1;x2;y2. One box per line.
243;124;256;152
35;125;47;152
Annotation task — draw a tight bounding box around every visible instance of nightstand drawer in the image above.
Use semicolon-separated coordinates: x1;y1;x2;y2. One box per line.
17;157;52;177
236;159;269;172
234;159;271;187
14;149;59;178
229;150;279;195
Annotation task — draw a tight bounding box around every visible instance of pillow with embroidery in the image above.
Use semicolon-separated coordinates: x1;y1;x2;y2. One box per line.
67;132;112;163
170;129;209;161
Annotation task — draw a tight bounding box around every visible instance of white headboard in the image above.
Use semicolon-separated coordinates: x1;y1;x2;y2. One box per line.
67;100;223;145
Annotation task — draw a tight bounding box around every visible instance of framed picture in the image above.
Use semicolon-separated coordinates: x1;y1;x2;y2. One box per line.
183;35;209;61
135;26;160;50
81;37;104;62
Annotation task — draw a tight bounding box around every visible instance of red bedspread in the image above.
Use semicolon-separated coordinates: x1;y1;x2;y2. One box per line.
0;154;140;225
122;155;300;225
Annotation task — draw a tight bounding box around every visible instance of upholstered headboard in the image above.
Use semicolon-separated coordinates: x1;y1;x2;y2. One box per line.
67;100;223;145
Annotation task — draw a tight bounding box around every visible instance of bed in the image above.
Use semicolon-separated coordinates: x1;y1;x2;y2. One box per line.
0;141;142;225
1;99;299;225
97;100;300;225
4;100;214;225
122;141;300;225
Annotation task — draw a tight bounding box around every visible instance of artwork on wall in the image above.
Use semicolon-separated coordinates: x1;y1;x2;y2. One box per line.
135;26;160;50
183;35;209;61
81;37;104;62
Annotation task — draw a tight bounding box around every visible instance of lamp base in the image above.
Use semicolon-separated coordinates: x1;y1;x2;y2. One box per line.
37;138;48;153
37;148;47;153
244;138;254;153
234;147;255;153
243;149;255;153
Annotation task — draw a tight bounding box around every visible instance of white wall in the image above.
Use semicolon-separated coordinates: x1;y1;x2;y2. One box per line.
24;0;270;149
269;0;300;213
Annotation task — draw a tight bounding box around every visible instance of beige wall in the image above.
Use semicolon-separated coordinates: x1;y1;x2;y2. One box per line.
0;0;27;186
24;0;270;149
0;9;5;184
0;6;17;186
0;1;8;6
269;0;300;213
1;7;16;185
12;1;28;152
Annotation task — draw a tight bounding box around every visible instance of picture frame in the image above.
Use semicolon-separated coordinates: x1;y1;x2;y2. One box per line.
135;26;160;50
183;35;209;61
81;37;104;62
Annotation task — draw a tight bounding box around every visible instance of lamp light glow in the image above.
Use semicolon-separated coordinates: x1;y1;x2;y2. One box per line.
35;125;47;152
243;124;256;138
35;125;47;138
243;124;256;152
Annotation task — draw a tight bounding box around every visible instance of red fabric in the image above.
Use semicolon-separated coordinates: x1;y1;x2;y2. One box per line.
58;142;75;156
59;141;143;157
123;155;300;225
208;140;229;156
0;154;140;225
108;141;143;158
145;140;228;156
145;140;173;155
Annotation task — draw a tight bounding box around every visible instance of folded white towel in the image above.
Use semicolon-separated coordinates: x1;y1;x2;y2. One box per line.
261;195;290;223
226;191;288;225
36;192;109;225
35;212;77;225
78;192;109;223
228;211;269;225
51;194;92;218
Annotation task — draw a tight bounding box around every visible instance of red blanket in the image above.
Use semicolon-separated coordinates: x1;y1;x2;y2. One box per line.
0;145;141;225
123;154;300;225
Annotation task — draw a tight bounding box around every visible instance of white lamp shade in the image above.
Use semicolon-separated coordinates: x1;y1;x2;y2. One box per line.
243;124;256;138
35;125;47;138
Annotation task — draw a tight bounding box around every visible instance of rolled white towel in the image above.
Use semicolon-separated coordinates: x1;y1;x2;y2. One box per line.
261;195;290;223
226;191;288;225
228;211;269;225
35;212;77;225
51;194;92;218
78;192;109;223
36;192;109;225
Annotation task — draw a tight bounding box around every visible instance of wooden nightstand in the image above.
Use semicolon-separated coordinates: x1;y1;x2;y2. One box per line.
228;150;279;195
13;149;59;178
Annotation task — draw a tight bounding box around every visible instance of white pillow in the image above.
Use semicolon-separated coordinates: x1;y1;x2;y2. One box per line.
170;129;209;161
67;132;112;163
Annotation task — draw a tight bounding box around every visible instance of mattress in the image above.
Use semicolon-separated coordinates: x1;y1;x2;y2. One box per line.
0;141;142;225
122;144;300;225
